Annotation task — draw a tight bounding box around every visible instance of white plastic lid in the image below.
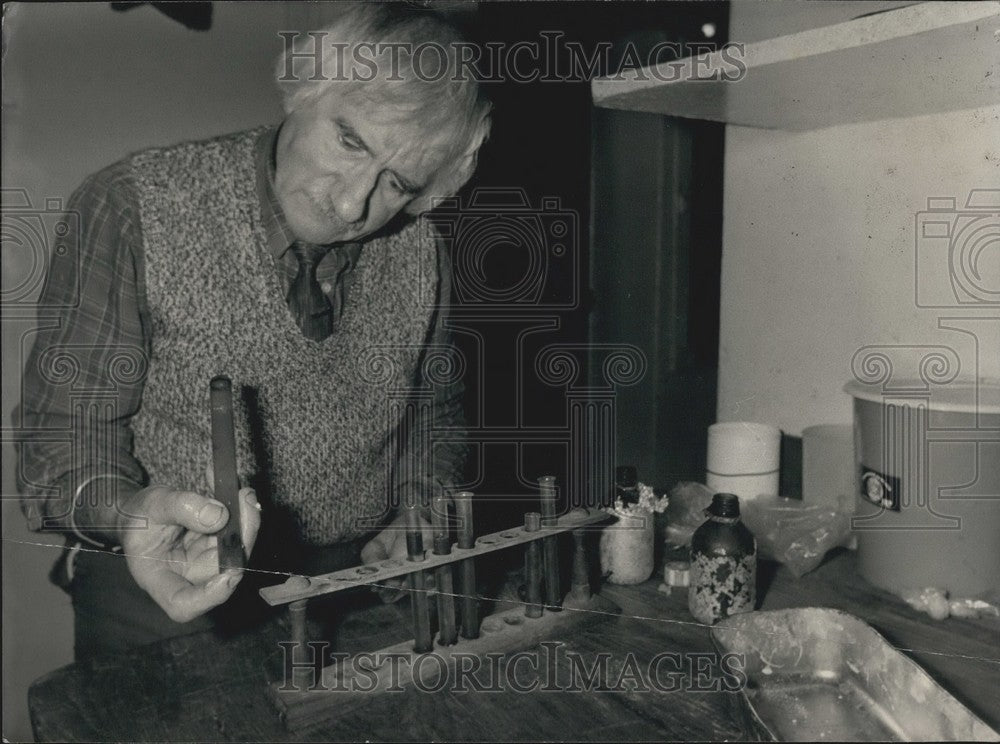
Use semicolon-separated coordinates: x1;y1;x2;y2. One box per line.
843;379;1000;415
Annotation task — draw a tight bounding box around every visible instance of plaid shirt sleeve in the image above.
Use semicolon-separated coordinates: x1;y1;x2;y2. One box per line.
15;161;150;545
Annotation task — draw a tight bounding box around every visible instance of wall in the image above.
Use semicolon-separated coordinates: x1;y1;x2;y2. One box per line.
2;3;336;740
717;1;1000;436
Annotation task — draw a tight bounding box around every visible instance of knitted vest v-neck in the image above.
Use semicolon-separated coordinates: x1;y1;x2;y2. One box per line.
128;128;438;545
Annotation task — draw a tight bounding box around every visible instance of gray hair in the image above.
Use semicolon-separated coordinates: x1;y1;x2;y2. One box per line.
275;3;492;214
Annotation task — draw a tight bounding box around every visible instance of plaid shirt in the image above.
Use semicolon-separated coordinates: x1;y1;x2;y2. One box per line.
16;127;464;546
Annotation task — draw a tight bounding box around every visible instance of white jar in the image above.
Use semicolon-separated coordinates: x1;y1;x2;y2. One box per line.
600;513;654;585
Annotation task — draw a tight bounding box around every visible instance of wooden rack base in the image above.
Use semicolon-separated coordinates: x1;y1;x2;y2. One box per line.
269;592;622;732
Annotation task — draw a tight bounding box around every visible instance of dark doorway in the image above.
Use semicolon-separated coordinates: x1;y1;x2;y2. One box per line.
435;2;728;530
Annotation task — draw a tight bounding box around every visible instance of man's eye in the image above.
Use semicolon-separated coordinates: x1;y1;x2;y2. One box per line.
340;133;364;152
388;175;412;196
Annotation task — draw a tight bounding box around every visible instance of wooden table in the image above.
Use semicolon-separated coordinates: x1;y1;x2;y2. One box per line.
28;550;1000;742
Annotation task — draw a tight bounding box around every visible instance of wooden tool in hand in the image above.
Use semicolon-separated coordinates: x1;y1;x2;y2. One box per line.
209;376;246;572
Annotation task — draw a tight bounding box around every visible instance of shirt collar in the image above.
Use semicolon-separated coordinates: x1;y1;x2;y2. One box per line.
255;126;297;261
254;126;363;268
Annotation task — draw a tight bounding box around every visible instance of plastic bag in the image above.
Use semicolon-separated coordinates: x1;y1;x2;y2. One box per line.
741;495;852;578
666;482;852;578
665;482;715;547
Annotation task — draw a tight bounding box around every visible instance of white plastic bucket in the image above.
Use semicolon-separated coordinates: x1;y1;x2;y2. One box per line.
844;379;1000;597
802;424;854;510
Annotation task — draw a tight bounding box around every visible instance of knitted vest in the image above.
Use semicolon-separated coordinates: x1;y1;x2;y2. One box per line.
128;128;437;545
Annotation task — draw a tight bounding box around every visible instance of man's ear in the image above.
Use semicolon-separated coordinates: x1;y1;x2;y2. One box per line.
440;115;492;195
461;115;492;174
448;113;493;194
405;114;492;215
468;118;490;165
469;114;492;152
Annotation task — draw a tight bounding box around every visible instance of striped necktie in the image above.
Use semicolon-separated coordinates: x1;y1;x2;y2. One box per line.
286;242;333;341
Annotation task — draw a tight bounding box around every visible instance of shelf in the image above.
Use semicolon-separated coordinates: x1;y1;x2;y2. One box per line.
591;2;1000;130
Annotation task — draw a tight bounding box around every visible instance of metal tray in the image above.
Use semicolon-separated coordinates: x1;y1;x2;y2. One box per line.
711;607;999;742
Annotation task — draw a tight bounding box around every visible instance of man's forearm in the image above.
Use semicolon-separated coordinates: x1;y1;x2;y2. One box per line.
395;375;467;503
16;162;150;548
429;383;468;491
68;473;145;547
17;397;150;547
20;468;145;548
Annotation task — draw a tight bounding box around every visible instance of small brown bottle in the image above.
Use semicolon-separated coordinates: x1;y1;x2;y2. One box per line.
614;465;639;506
688;493;756;625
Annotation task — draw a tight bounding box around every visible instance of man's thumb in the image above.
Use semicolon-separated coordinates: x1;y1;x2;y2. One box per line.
147;488;229;534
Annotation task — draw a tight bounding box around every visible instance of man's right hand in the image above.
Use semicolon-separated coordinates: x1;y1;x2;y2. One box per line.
117;486;261;623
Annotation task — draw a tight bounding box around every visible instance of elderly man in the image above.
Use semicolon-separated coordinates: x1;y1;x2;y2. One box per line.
16;4;491;660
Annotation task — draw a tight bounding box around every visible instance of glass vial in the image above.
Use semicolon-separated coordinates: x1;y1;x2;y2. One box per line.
614;465;639;506
600;466;654;585
688;493;756;625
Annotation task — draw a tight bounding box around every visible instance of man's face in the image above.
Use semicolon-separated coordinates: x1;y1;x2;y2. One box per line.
274;86;449;245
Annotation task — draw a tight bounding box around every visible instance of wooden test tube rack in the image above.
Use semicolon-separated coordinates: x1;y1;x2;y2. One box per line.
262;503;620;732
260;507;610;606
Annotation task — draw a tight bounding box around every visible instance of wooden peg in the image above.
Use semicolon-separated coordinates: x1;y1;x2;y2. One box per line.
538;476;562;611
404;503;433;654
524;512;543;618
454;491;479;639
289;599;311;689
569;529;591;603
431;495;457;646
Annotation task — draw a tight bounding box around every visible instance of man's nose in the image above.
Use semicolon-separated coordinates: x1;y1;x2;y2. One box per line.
333;166;377;225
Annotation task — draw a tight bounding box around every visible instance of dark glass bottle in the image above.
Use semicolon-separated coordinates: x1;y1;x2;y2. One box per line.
688;493;757;625
614;465;638;506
